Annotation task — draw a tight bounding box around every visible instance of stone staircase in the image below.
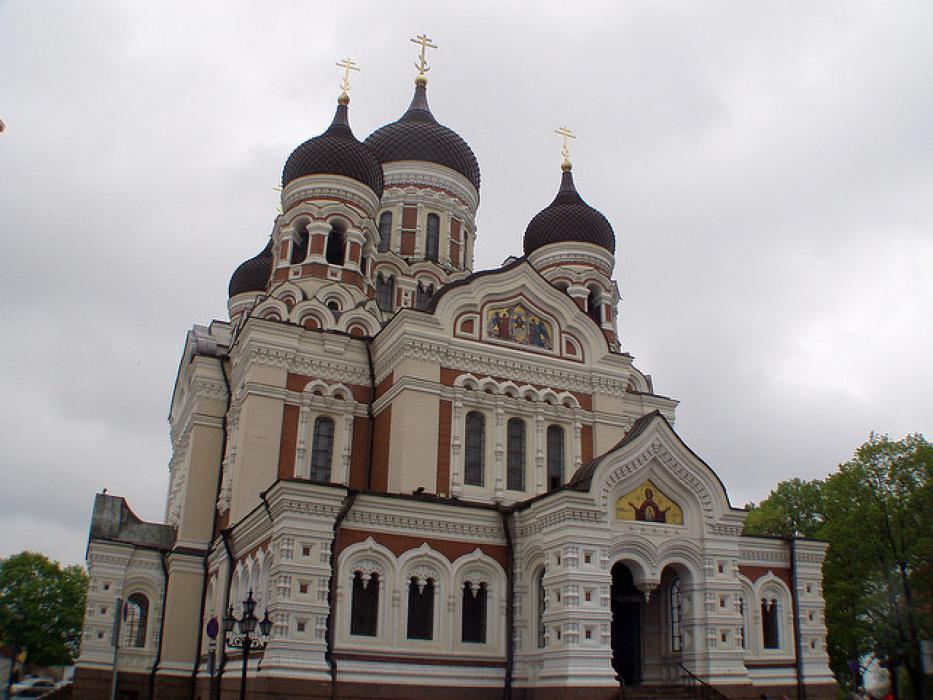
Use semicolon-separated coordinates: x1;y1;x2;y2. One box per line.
620;685;698;700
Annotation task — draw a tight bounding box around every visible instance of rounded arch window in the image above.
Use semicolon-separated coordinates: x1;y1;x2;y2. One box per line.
586;286;602;325
377;212;392;253
291;221;309;264
464;411;485;486
425;213;440;262
124;593;149;648
326;220;346;266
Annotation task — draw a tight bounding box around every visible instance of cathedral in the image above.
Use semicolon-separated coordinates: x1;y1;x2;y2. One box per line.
74;40;836;700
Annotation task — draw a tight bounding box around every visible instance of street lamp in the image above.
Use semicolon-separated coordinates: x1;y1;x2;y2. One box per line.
222;590;272;700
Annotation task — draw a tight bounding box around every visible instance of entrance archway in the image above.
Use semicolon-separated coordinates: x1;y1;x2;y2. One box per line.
611;562;642;686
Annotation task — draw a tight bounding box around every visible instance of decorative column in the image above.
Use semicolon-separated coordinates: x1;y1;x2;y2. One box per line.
494;402;505;502
450;390;464;497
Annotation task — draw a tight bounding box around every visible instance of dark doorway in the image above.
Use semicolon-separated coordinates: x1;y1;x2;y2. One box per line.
611;563;642;686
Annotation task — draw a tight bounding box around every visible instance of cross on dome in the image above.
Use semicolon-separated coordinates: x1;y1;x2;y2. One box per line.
555;125;576;171
335;57;360;100
411;33;437;82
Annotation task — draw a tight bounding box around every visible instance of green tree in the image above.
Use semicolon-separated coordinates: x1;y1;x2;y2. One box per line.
744;434;933;699
0;552;88;669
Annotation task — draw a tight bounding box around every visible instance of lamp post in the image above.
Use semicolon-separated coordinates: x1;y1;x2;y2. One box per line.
222;590;272;700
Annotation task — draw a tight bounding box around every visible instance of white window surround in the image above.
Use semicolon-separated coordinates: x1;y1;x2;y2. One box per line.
294;380;358;485
750;574;793;658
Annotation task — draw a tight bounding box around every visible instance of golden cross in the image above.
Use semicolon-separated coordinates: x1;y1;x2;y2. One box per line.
411;33;437;76
335;57;360;96
555;125;576;161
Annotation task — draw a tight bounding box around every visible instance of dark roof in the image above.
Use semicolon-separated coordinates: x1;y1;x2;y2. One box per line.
364;81;480;191
228;238;273;297
565;411;660;491
523;169;616;255
282;100;384;195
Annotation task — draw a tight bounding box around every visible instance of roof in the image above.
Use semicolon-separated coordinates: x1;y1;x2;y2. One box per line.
523;169;616;255
228;238;273;297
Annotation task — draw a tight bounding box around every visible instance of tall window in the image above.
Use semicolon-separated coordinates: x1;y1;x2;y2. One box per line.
291;225;308;264
461;581;487;643
415;282;434;310
124;593;149;648
350;571;379;636
507;418;525;491
425;213;440;262
536;569;546;648
670;577;684;652
464;412;485;486
761;598;779;649
407;577;435;640
310;416;334;481
738;596;747;649
546;425;564;491
325;224;345;265
376;274;395;312
377;212;392;253
587;288;601;325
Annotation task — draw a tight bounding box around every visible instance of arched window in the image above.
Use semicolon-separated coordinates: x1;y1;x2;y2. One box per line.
377;212;392;253
376;274;395;312
738;596;747;649
670;577;684;652
310;417;334;481
536;569;546;648
350;571;379;636
546;425;564;491
761;597;779;649
425;213;440;262
464;412;485;486
506;418;525;491
124;593;149;648
291;224;309;264
415;282;434;310
461;580;487;643
587;287;602;325
325;223;345;265
406;576;435;640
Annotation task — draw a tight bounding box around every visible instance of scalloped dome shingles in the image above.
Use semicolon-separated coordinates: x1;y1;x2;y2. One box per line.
228;240;273;297
364;82;480;191
282;102;384;196
523;170;616;255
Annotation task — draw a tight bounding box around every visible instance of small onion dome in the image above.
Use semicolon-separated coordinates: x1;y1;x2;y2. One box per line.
364;80;480;191
228;239;273;297
281;97;384;196
523;169;616;255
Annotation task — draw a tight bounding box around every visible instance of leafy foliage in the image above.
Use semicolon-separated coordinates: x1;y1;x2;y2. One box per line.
0;552;88;666
744;434;933;699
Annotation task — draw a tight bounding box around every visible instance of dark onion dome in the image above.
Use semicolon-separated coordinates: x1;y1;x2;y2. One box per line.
523;168;616;255
364;79;480;191
281;96;384;196
228;239;272;297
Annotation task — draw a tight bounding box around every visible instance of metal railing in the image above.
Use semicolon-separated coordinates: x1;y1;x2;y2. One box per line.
679;663;730;700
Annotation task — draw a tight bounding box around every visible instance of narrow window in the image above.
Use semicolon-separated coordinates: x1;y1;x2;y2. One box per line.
546;425;564;491
310;417;334;481
377;212;392;253
462;581;487;643
425;213;440;262
671;577;684;652
124;593;149;648
376;274;395;312
291;224;308;264
350;571;379;636
506;418;525;491
415;282;434;310
587;288;602;325
761;598;779;649
536;570;546;648
464;412;485;486
325;224;345;265
406;577;435;640
739;597;747;649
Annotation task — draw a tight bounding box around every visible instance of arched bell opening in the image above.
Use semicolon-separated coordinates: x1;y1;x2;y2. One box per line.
611;562;643;687
641;562;695;685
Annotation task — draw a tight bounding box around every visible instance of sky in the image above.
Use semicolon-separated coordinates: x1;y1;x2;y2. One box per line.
1;1;930;566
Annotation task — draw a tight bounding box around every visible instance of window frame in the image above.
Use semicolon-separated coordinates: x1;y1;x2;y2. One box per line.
309;416;335;482
506;418;525;491
464;411;486;486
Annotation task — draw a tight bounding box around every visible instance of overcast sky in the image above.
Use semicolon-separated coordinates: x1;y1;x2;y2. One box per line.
1;1;930;566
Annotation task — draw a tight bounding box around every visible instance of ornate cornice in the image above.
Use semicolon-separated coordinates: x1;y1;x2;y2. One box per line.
344;510;503;541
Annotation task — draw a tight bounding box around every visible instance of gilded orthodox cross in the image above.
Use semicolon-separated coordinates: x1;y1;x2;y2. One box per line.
555;125;576;170
411;33;437;78
335;57;360;98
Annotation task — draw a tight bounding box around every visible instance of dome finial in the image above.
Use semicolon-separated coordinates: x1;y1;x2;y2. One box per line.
335;57;360;104
411;33;437;85
555;125;576;171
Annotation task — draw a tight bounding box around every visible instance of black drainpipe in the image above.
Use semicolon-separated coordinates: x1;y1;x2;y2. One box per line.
148;551;170;700
500;508;515;700
326;491;357;700
365;340;376;490
788;536;806;700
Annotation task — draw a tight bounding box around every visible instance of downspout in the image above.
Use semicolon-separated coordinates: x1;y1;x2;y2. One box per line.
326;491;357;700
147;551;170;700
788;537;806;700
189;353;232;699
500;508;515;700
365;340;376;490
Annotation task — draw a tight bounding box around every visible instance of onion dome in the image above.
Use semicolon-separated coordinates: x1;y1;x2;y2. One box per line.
364;79;480;190
282;96;384;196
228;239;272;297
523;168;616;255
